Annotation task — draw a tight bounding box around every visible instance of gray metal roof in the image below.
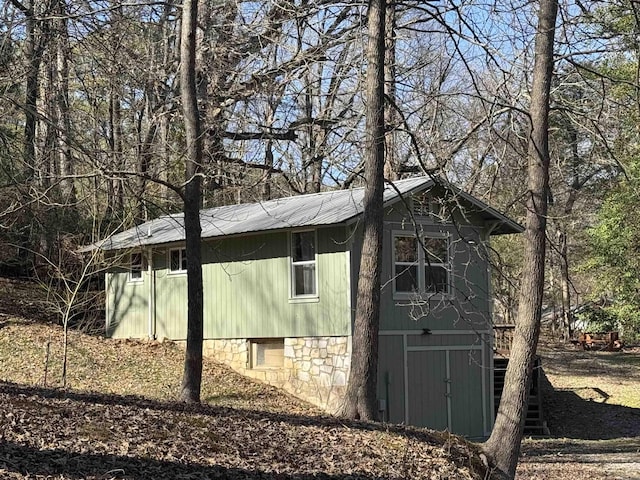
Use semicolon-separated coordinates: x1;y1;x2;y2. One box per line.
90;176;522;251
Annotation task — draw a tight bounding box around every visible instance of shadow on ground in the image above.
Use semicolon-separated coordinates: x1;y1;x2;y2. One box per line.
0;439;378;480
0;381;443;445
540;369;640;440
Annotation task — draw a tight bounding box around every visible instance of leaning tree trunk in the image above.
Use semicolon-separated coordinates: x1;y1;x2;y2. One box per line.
340;0;386;421
179;0;204;404
483;0;558;477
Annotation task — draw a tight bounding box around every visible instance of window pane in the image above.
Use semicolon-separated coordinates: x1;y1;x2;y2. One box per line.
293;232;315;262
180;248;187;271
412;193;430;216
395;265;418;293
170;250;180;271
425;265;448;293
131;253;142;279
394;236;417;262
294;264;316;296
424;237;447;263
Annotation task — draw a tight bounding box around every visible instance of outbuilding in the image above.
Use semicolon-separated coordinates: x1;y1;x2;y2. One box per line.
97;176;522;439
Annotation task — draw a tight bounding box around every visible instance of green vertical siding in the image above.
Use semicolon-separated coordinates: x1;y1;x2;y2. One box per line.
378;221;491;332
200;227;350;338
153;249;188;339
378;335;405;423
407;350;448;429
107;226;351;340
449;349;485;436
106;270;148;338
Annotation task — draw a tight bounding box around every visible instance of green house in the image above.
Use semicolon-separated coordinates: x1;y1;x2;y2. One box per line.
98;176;522;439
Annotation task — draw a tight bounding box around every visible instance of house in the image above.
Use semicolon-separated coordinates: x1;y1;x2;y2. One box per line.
97;176;523;439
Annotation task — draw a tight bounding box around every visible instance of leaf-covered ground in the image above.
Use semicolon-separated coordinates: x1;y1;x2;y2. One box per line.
517;340;640;479
2;278;640;479
0;279;485;480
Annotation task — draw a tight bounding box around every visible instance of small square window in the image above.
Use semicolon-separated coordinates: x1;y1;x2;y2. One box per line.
251;339;284;369
392;232;450;297
169;248;187;273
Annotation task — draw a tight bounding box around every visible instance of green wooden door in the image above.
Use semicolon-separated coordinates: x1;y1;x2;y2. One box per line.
407;350;448;430
449;349;484;437
406;347;485;437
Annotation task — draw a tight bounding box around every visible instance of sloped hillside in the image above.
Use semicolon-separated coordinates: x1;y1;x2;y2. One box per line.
0;279;486;479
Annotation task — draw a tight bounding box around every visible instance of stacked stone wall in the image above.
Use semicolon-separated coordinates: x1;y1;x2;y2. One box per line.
201;336;351;413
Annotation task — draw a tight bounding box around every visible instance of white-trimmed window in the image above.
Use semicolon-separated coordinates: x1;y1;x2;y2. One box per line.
393;232;450;296
250;339;284;369
129;252;144;282
291;230;317;297
169;247;187;273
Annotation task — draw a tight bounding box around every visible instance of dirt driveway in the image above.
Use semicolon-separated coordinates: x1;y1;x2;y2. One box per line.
516;342;640;479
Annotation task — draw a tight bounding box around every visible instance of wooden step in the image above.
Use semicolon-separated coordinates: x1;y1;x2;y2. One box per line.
493;356;547;436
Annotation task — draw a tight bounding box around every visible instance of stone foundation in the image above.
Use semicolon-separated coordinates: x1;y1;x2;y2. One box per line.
202;336;351;413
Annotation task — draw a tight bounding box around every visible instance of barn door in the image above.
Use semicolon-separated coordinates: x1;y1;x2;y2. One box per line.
406;347;484;436
407;350;448;429
449;349;484;436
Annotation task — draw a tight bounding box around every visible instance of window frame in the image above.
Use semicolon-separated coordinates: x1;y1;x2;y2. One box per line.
249;338;285;369
411;192;451;223
168;247;187;275
129;252;144;283
392;230;451;299
289;229;319;301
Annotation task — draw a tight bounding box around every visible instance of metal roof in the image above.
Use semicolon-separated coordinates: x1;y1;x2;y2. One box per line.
89;176;522;251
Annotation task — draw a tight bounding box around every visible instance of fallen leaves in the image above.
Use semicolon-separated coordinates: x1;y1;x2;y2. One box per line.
0;314;484;479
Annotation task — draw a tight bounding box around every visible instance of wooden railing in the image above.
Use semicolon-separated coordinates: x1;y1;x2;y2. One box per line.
494;324;515;354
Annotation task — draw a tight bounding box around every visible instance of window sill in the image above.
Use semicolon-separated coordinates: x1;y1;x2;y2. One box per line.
167;271;187;276
288;296;320;304
128;278;144;284
393;292;453;304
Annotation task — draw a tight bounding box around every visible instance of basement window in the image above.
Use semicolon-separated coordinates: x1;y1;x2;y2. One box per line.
250;339;284;369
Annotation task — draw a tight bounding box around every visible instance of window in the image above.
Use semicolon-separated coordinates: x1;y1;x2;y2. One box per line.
129;252;143;282
412;193;451;222
169;248;187;273
393;233;450;296
423;237;449;293
250;339;284;369
291;231;316;297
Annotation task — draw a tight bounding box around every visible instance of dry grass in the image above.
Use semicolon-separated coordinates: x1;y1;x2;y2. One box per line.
516;340;640;479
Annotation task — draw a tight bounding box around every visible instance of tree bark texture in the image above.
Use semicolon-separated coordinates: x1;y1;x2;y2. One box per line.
53;0;75;203
179;0;204;404
340;0;386;421
483;0;558;477
383;2;398;181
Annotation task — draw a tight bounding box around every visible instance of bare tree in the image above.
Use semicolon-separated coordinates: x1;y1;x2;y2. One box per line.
483;0;558;477
341;0;386;420
179;0;204;403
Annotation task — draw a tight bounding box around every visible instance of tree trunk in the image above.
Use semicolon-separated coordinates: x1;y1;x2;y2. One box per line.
483;0;558;477
383;1;398;181
179;0;204;404
340;0;386;421
559;230;572;339
53;0;75;203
